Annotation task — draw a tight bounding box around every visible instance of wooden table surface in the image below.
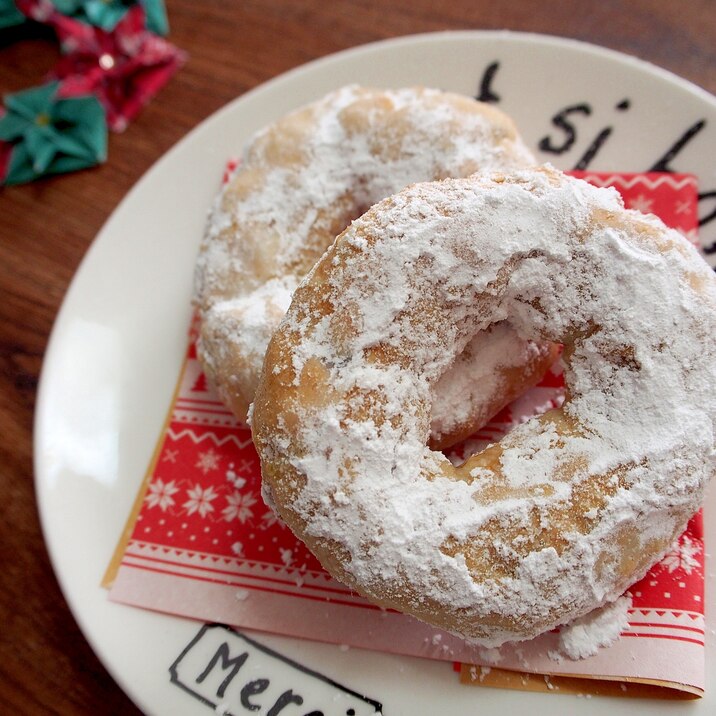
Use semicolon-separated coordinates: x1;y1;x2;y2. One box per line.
1;1;714;713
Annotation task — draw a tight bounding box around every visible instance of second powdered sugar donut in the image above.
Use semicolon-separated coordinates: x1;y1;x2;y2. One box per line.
194;85;557;441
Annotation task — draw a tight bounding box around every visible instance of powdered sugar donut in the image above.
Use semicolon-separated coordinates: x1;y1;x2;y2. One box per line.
251;166;716;645
194;85;554;431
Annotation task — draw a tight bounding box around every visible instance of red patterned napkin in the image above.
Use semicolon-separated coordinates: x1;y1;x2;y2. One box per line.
105;171;706;697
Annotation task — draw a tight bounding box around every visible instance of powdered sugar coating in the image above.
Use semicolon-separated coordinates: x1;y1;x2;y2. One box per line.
252;166;716;645
194;85;536;420
556;595;632;660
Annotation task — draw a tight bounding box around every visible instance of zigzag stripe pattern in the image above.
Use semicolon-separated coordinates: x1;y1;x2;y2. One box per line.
127;540;334;580
166;426;254;450
578;174;697;191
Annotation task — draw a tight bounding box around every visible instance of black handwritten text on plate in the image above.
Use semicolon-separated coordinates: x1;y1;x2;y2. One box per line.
169;624;382;715
475;62;716;251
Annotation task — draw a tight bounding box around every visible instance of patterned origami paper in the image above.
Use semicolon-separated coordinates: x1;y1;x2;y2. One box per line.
0;0;25;28
0;81;106;185
49;0;168;35
52;5;185;131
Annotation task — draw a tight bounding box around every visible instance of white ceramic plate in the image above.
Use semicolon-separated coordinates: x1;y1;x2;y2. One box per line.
35;31;716;715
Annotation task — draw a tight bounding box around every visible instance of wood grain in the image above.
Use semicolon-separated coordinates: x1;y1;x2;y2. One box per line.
1;1;714;712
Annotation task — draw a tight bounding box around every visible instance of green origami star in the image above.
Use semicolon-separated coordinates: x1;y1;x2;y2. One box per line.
0;82;107;185
51;0;169;35
0;0;25;29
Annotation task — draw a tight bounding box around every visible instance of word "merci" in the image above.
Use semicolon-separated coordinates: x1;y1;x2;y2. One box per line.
170;624;382;715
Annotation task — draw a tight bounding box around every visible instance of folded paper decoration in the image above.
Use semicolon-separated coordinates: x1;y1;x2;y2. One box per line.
48;0;168;36
0;81;106;185
2;0;182;182
0;0;25;28
52;5;185;132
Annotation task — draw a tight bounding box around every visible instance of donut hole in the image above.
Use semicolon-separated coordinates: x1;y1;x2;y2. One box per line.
435;322;564;465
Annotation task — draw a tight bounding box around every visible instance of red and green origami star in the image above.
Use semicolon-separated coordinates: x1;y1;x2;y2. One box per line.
0;0;183;184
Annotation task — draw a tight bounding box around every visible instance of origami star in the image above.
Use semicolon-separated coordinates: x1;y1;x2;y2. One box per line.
0;0;25;28
0;81;107;185
52;5;185;131
49;0;169;35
